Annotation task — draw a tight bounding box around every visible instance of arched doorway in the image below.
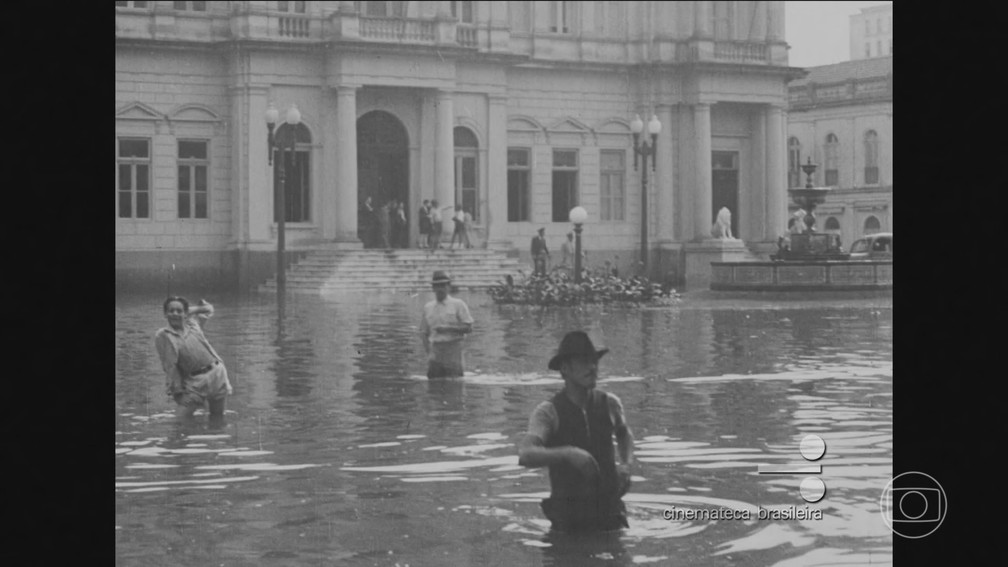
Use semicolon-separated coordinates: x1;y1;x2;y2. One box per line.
357;111;409;248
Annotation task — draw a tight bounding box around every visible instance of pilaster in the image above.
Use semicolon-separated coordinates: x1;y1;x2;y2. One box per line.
435;90;456;235
693;103;713;241
335;85;360;242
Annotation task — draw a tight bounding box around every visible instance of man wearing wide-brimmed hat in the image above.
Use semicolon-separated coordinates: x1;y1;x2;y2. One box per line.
419;270;474;378
518;331;635;532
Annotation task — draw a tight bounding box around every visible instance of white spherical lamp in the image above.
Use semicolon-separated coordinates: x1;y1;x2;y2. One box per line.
569;206;588;225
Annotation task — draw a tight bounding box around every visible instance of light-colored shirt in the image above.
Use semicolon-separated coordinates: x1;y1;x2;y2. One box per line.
154;312;222;396
526;392;626;443
430;208;442;223
419;296;474;344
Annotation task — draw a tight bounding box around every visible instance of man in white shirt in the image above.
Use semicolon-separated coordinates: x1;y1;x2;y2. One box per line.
419;271;474;378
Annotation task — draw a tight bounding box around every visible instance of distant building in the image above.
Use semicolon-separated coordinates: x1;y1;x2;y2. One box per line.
849;3;892;61
786;56;892;247
116;1;800;290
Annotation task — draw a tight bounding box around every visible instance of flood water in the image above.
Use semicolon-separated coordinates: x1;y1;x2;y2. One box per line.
115;290;893;566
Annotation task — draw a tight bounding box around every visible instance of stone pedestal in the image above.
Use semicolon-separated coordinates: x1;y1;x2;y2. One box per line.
684;239;750;291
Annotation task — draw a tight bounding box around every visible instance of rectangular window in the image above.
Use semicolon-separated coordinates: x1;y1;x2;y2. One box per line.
550;1;570;33
117;138;151;219
788;147;801;188
178;140;209;219
116;2;149;8
273;149;311;222
599;150;625;221
865;43;871;58
876;40;881;58
507;148;531;222
865;19;870;35
173;1;205;10
452;1;473;23
364;1;404;17
277;1;306;11
551;149;578;222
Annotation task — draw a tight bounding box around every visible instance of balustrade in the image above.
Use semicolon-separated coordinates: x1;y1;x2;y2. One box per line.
359;16;435;43
713;41;768;63
457;25;477;47
278;15;310;38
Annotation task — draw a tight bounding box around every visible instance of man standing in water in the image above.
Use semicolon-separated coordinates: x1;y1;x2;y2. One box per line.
518;331;634;532
419;271;474;378
155;296;234;419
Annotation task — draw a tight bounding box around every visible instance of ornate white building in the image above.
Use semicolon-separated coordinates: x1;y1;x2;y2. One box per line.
849;3;892;61
116;1;799;290
786;55;893;248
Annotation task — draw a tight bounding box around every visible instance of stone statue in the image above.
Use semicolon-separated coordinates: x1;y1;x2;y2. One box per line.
789;209;807;235
710;207;735;240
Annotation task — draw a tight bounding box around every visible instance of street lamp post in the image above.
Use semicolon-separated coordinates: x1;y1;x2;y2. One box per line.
630;114;661;274
265;103;302;300
569;206;588;283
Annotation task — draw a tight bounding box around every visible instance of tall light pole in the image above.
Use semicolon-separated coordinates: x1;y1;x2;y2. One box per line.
569;206;588;283
630;113;661;275
265;103;301;302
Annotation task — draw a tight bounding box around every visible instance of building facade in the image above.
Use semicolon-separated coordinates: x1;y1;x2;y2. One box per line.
116;1;799;290
849;3;892;61
786;55;893;248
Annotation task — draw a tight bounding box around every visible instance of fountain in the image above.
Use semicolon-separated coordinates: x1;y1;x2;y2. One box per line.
773;158;849;261
708;157;892;292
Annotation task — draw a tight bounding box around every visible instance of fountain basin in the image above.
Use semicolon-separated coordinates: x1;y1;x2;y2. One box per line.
711;259;892;291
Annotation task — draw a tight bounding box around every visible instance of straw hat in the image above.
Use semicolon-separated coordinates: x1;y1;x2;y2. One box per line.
431;270;452;285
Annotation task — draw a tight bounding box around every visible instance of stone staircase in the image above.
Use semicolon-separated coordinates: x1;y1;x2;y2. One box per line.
258;248;523;294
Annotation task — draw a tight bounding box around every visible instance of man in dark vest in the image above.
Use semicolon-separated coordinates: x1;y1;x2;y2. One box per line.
518;331;635;532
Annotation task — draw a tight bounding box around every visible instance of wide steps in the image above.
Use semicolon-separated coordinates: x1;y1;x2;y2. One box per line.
258;248;523;294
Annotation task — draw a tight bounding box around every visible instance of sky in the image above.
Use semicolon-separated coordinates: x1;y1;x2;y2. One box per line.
785;1;892;68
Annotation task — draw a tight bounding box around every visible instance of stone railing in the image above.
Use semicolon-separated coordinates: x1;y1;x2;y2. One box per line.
713;41;768;63
358;16;436;43
277;14;311;39
457;24;477;47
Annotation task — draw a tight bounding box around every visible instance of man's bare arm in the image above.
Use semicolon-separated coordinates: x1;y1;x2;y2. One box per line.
518;434;599;478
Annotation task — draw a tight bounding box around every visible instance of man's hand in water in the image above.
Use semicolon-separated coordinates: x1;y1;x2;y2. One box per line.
565;447;600;479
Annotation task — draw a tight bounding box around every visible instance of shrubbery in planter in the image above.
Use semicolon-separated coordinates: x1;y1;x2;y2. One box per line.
490;270;679;306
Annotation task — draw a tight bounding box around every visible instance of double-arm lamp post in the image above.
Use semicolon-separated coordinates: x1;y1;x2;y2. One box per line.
630;114;662;274
265;103;302;300
569;206;588;284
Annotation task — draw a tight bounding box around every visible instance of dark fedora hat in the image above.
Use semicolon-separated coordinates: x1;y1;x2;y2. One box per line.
431;270;452;285
548;331;609;371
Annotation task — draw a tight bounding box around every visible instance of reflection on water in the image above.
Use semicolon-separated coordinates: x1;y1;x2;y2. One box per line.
116;291;892;566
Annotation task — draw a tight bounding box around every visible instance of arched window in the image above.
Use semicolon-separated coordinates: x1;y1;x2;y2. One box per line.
788;137;802;188
863;130;879;185
825;217;841;231
454;127;479;223
824;133;839;186
273;122;312;223
864;215;881;235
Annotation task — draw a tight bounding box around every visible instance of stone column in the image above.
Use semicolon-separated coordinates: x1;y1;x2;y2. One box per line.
765;104;786;240
246;85;271;244
435;90;455;236
694;1;711;38
693;103;712;240
485;94;509;247
334;85;359;243
654;103;675;242
767;1;782;41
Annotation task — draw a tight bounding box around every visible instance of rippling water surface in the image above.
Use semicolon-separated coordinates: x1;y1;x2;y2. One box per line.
115;291;893;566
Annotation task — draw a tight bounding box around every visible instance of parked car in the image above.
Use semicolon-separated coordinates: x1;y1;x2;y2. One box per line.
848;232;892;260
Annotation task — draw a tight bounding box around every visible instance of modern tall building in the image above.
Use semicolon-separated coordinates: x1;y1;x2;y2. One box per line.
786;55;892;247
849;3;892;61
116;1;800;290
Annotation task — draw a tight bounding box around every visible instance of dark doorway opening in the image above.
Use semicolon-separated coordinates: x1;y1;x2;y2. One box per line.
712;151;739;237
357;111;409;248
